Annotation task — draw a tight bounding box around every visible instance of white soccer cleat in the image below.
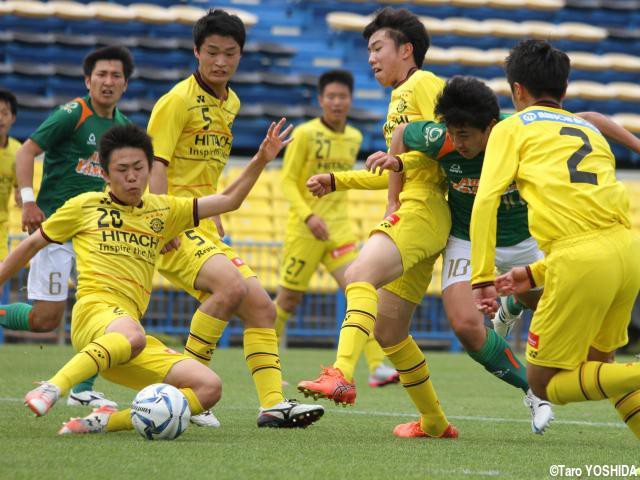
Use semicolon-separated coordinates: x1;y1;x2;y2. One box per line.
368;363;400;387
58;405;118;435
493;296;523;337
524;389;554;434
24;381;61;417
190;409;221;428
257;399;324;428
67;390;118;408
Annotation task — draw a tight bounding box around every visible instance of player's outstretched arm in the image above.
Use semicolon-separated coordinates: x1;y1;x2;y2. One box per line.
197;118;292;219
577;111;640;153
0;230;48;285
387;124;408;214
16;140;45;233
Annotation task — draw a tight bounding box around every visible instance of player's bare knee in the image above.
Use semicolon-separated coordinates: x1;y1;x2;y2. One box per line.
344;261;372;285
127;332;147;358
450;314;485;351
30;303;65;332
588;347;615;363
220;277;248;311
198;373;222;410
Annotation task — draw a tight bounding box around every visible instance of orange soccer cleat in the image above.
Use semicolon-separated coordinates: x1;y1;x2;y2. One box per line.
393;421;459;439
297;366;356;406
58;405;118;435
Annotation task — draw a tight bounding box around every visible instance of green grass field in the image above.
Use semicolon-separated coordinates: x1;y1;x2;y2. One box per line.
0;344;637;480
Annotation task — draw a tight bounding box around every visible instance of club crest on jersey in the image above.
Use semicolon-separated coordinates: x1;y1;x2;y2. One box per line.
87;133;96;146
449;164;462;174
396;99;407;113
424;126;444;146
528;331;539;349
149;217;164;233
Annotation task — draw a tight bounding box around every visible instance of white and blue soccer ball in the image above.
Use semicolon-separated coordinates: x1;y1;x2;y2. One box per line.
131;383;191;440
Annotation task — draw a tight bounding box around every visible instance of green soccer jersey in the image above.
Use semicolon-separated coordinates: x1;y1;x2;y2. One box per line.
30;95;130;217
403;117;530;246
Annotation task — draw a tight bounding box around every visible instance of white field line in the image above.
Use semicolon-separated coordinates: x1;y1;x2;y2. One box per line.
0;396;625;428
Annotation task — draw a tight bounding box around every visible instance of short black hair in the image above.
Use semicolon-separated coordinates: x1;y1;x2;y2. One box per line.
363;7;430;68
99;124;153;173
318;70;354;94
0;89;17;116
505;39;570;101
193;9;246;52
435;76;500;131
83;45;134;80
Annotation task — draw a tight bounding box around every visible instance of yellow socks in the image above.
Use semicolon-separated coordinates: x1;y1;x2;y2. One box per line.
546;361;640;404
244;328;284;408
106;387;204;432
49;332;131;395
184;309;228;365
275;303;291;340
363;335;385;373
611;390;640;439
334;282;378;381
383;336;449;437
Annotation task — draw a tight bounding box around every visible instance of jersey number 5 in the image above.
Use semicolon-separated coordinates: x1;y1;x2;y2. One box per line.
560;127;598;185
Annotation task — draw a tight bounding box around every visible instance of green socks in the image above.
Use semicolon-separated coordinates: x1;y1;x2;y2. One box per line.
468;327;529;393
505;295;524;315
71;375;98;394
0;303;32;331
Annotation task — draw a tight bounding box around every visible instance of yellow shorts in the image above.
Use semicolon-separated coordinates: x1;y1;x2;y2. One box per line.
0;226;8;260
526;226;640;370
375;193;451;305
158;219;256;302
71;293;191;390
278;230;358;291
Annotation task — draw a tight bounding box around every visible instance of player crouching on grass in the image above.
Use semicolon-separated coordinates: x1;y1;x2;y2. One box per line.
0;120;322;435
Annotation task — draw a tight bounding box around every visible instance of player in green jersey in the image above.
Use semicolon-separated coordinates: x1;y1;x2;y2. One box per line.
1;46;134;408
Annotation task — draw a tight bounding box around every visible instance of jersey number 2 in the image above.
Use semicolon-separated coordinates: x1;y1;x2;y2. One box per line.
560;127;598;185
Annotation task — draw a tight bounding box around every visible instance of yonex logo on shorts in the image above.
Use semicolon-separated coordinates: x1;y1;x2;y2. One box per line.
331;243;356;259
385;213;400;225
232;257;245;267
528;331;540;349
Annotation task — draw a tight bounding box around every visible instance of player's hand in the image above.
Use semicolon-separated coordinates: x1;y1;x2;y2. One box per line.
365;151;400;175
472;284;499;318
212;215;225;238
255;118;294;164
306;214;329;241
306;174;332;198
495;267;533;295
161;236;181;254
22;202;45;233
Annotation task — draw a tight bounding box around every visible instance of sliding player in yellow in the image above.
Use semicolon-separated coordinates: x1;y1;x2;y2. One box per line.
148;9;324;428
470;40;640;440
16;120;323;435
275;70;398;388
0;89;20;260
298;8;457;439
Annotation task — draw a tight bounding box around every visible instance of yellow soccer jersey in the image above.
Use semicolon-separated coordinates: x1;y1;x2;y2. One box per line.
282;118;362;237
147;71;240;198
0;137;19;225
384;70;446;203
40;191;198;316
470;105;631;285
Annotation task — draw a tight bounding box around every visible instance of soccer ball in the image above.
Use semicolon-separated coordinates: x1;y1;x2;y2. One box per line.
131;383;191;440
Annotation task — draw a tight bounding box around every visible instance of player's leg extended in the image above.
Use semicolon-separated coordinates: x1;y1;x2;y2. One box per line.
236;277;325;427
333;232;403;380
25;310;142;417
332;262;397;386
375;289;455;438
444;282;529;392
183;252;248;365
